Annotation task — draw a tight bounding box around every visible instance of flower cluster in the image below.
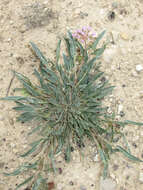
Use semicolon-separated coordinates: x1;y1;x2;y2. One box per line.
72;26;97;45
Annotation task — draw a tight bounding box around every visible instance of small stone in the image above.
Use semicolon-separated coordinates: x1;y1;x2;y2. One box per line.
108;11;116;21
139;172;143;182
103;45;118;63
119;111;125;117
9;118;14;125
7;38;12;42
112;2;118;8
0;162;4;168
9;20;14;25
69;181;74;186
80;185;87;190
113;164;119;171
131;71;138;77
111;31;119;43
0;115;4;121
100;9;105;15
120;33;129;40
0;104;5;109
132;142;137;148
118;104;123;114
58;168;62;174
13;148;18;153
93;154;100;162
136;65;143;72
10;143;16;148
100;177;117;190
122;84;126;88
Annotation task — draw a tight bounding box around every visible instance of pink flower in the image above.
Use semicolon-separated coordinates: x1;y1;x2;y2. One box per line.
72;26;96;45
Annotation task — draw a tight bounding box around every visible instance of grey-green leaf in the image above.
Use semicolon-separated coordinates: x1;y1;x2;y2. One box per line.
91;30;106;50
115;146;143;162
16;176;34;190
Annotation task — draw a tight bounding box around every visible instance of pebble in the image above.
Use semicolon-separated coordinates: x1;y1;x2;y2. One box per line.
113;164;119;171
100;177;117;190
112;2;118;9
103;45;118;64
139;172;143;182
80;185;87;190
0;162;4;168
9;20;14;25
111;31;119;43
0;104;5;109
7;38;12;42
10;143;16;148
136;65;143;72
118;104;123;114
9;118;14;125
93;154;100;162
120;32;129;40
0;115;4;121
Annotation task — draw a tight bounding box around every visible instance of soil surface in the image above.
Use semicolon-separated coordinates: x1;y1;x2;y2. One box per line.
0;0;143;190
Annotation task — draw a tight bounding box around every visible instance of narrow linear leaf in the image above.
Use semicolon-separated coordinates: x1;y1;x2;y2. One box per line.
3;168;21;176
124;120;143;126
16;176;34;190
91;30;106;50
115;146;143;162
21;139;42;157
30;42;49;67
56;39;61;64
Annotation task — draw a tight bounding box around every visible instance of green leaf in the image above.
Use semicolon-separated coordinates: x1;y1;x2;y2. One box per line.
14;72;41;97
16;176;34;190
17;112;36;122
4;168;22;176
98;145;108;179
92;45;106;58
124;120;143;126
13;104;34;112
68;30;76;59
32;174;45;190
63;53;70;71
65;144;71;162
91;30;106;50
30;42;49;68
21;139;42;157
28;125;42;136
115;146;143;162
0;96;27;101
56;39;61;64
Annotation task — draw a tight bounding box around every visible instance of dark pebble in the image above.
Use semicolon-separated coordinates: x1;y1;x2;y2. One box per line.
113;164;119;171
132;142;137;148
120;111;125;117
100;77;106;82
64;154;68;161
24;188;31;190
126;175;130;180
0;162;4;168
77;142;85;148
58;168;62;174
108;11;115;21
69;181;74;185
71;146;74;152
122;84;126;88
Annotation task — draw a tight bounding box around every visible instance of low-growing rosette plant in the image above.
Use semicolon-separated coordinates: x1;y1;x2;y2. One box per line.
1;27;143;190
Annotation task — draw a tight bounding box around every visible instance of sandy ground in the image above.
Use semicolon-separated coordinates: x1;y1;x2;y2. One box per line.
0;0;143;190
